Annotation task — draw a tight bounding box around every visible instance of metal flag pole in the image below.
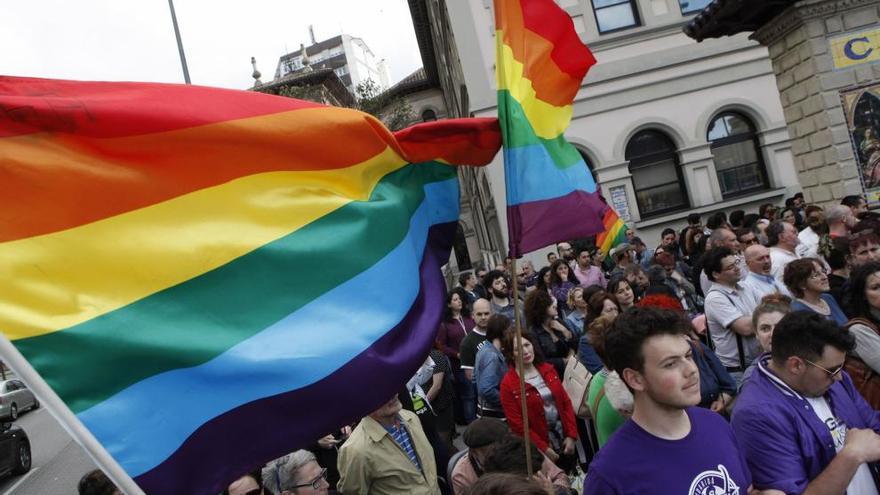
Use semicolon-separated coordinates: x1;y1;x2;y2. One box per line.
167;0;191;84
0;336;145;494
510;257;534;477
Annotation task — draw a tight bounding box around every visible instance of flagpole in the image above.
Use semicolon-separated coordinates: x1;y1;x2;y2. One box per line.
510;257;534;477
0;337;145;495
167;0;191;84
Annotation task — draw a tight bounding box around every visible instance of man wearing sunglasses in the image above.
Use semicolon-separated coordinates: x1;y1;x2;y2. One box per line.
733;312;880;494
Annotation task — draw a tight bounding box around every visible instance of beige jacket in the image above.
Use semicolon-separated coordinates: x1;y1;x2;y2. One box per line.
337;409;440;495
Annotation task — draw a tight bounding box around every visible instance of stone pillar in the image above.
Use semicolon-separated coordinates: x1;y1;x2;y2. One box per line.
751;0;880;204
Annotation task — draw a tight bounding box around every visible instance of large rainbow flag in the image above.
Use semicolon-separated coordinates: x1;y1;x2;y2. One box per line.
0;76;500;494
496;0;618;257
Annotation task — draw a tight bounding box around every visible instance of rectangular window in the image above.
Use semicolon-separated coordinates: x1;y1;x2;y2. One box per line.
711;141;768;197
678;0;712;15
634;182;689;217
592;0;640;33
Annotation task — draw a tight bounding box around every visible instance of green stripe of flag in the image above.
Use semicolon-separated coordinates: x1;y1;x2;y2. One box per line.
497;90;583;169
16;162;457;414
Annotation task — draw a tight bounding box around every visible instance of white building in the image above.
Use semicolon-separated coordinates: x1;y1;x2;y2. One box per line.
275;34;391;93
446;0;801;265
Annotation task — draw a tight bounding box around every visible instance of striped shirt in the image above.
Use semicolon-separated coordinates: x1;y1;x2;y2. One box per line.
384;417;422;471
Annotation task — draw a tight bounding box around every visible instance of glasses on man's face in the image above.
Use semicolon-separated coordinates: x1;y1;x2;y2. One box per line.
804;358;844;378
809;269;829;280
742;237;758;246
721;263;738;272
292;468;328;490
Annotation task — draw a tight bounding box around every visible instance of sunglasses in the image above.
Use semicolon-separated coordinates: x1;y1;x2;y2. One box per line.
804;358;844;378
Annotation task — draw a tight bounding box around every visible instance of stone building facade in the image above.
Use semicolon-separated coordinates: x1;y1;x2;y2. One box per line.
447;0;800;266
687;0;880;205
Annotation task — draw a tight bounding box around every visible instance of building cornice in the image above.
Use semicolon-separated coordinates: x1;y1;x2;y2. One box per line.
752;0;880;45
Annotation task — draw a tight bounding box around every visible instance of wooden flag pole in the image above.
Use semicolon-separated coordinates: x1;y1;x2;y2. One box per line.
510;257;534;477
0;336;145;495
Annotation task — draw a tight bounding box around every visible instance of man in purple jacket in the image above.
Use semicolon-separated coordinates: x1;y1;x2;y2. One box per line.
733;311;880;494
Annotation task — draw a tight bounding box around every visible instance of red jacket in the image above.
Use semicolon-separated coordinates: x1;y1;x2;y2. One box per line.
500;362;578;453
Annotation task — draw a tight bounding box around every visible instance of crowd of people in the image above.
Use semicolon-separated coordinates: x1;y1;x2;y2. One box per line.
78;193;880;494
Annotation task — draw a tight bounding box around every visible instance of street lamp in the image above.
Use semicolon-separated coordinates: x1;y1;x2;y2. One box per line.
167;0;191;84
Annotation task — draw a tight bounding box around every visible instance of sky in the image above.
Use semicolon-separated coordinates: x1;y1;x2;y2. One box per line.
0;0;423;90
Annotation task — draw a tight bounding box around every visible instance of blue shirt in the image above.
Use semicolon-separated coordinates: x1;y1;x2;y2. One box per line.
577;334;604;374
583;407;751;494
791;294;848;327
474;343;505;411
690;340;737;408
383;417;422;471
732;355;880;493
565;311;585;338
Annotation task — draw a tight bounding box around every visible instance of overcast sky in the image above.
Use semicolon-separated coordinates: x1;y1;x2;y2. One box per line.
0;0;423;90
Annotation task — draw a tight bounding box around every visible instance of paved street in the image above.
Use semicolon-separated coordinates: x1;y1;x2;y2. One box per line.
0;405;97;495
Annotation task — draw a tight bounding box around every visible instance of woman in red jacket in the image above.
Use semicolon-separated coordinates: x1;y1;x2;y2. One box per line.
499;330;578;471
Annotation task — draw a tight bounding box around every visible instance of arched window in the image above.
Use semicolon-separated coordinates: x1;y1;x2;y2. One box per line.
626;130;689;217
576;148;598;183
421;109;437;122
707;112;769;198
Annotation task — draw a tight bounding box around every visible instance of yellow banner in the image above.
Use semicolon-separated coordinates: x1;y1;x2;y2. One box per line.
831;28;880;70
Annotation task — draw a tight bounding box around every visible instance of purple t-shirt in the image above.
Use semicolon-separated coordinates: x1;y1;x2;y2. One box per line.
583;407;751;495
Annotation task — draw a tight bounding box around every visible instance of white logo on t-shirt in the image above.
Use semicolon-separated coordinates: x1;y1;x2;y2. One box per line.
688;464;740;495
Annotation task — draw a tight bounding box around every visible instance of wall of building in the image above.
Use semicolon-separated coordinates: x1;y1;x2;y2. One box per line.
343;35;391;90
447;0;798;269
752;0;880;205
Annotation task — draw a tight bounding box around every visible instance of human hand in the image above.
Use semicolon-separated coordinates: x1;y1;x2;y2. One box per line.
562;437;576;455
544;447;559;462
317;434;338;449
710;398;725;413
532;471;555;495
340;425;352;439
844;428;880;464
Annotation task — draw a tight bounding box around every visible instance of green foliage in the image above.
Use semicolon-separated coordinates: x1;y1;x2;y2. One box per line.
351;79;414;131
257;77;414;131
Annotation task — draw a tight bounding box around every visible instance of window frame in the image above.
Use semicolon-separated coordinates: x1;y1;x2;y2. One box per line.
677;0;713;15
626;130;690;218
590;0;641;35
707;112;770;200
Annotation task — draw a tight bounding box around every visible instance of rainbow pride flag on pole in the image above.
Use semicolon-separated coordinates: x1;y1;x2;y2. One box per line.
596;207;629;258
0;76;500;494
496;0;622;257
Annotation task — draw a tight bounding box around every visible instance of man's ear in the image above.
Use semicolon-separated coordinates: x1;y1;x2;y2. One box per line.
786;356;806;376
621;367;645;393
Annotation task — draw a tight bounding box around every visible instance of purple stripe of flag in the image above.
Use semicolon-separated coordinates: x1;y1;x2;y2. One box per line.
507;190;609;256
134;222;457;495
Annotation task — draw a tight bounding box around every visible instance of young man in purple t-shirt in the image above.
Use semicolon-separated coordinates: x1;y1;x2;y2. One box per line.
583;307;772;495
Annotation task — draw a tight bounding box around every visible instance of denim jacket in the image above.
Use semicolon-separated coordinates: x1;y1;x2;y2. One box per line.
474;343;505;412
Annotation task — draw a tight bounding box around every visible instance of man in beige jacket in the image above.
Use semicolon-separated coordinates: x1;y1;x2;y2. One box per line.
337;395;440;495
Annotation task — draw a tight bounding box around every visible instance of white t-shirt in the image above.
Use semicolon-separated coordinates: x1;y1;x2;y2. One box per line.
806;396;879;495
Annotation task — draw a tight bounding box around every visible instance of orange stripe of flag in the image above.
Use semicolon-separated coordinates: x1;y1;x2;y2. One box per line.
496;0;583;106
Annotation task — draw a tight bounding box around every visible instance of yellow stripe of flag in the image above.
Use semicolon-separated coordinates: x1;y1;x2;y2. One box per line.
0;147;406;341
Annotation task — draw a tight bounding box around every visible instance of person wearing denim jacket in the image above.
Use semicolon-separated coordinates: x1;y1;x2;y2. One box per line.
474;314;511;418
